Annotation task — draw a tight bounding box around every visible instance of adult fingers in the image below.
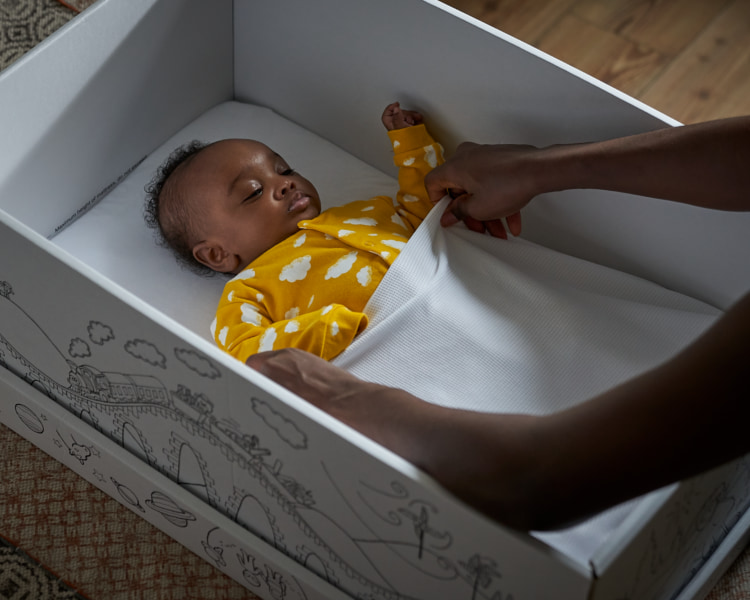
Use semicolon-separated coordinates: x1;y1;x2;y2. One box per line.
425;141;478;204
485;219;508;239
425;167;460;205
506;212;523;236
439;193;486;234
439;195;464;227
455;140;478;150
246;349;321;398
246;348;363;411
464;215;487;234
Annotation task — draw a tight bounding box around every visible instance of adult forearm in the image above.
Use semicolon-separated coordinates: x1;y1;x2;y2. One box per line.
534;292;750;528
247;291;750;532
420;293;750;531
541;116;750;211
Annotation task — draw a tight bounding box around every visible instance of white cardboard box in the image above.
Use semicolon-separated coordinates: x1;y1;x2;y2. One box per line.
1;1;750;599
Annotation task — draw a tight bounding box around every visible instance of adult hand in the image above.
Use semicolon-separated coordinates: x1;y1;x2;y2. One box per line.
245;348;546;530
424;141;544;238
246;348;367;413
245;348;420;442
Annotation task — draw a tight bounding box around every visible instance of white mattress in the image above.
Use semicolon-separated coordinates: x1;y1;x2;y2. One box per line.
53;101;399;341
52;100;721;562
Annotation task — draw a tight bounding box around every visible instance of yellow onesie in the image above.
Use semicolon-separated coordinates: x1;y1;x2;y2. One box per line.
212;124;444;362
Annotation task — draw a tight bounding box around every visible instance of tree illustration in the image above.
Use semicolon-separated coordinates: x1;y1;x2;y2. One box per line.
460;553;502;600
398;503;450;559
0;281;13;298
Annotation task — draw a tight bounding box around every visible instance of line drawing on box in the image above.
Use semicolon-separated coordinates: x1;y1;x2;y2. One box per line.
316;463;520;600
68;337;91;358
230;490;283;549
296;545;339;587
124;338;167;369
14;403;44;434
67;318;116;357
251;397;308;450
203;526;310;600
238;548;269;589
628;457;750;600
358;479;453;560
120;420;155;465
167;433;218;505
88;321;114;345
202;527;229;567
174;347;221;379
398;502;447;560
53;429;99;465
329;468;456;573
0;281;12;299
110;477;146;513
145;490;197;527
460;554;503;600
79;408;101;432
1;281;524;600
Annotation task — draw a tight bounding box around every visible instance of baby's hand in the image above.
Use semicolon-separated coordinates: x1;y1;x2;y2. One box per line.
382;101;424;131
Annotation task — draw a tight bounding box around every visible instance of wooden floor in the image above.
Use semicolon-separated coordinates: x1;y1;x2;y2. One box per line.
443;0;750;124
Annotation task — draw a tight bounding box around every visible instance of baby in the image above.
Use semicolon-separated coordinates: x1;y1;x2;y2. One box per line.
145;102;444;362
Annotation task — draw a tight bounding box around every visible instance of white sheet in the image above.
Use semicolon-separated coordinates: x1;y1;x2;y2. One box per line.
52;100;721;562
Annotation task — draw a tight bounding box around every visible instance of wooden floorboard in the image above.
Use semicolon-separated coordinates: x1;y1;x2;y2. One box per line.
443;0;750;123
571;0;731;56
447;0;579;45
640;0;750;123
535;12;669;97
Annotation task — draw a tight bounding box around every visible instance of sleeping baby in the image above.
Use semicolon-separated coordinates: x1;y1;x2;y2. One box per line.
144;102;444;361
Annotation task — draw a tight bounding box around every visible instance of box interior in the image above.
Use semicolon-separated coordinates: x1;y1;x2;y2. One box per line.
47;96;726;567
2;0;749;308
2;1;750;598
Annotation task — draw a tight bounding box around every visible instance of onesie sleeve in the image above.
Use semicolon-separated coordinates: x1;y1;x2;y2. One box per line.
387;124;445;226
213;295;368;363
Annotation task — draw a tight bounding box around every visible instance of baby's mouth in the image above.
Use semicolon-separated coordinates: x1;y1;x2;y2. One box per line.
287;193;311;213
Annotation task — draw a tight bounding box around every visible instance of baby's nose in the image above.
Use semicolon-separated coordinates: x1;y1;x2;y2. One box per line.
277;178;296;199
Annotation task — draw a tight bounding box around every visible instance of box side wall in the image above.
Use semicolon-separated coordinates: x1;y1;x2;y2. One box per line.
590;456;750;600
675;505;750;600
0;0;233;238
234;0;750;308
235;0;672;176
0;218;591;599
0;368;350;600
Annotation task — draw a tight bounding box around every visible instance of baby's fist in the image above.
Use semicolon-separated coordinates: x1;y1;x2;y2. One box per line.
382;102;424;131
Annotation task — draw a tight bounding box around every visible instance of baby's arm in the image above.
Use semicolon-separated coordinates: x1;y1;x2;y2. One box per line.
214;294;367;363
382;102;445;225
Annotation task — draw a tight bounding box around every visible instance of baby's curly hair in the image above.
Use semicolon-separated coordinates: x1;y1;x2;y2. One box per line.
144;140;215;276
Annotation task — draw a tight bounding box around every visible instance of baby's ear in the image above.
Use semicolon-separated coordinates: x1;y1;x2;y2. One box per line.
193;241;240;273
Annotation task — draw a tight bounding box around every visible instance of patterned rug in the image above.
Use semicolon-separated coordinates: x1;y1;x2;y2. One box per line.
0;424;257;599
0;534;89;600
0;0;95;71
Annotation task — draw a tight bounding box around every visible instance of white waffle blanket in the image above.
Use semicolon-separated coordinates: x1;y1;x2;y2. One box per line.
335;198;719;415
334;198;721;558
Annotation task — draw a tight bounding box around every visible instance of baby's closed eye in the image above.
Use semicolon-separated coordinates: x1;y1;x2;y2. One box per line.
244;187;262;202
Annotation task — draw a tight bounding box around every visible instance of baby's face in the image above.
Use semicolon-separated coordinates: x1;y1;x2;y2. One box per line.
179;139;321;272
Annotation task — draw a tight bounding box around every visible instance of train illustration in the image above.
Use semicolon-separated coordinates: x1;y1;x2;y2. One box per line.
68;363;170;406
67;364;216;424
